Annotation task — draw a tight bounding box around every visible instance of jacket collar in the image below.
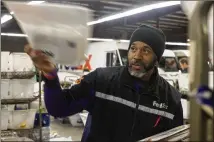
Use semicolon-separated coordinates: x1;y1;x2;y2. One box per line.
120;66;160;100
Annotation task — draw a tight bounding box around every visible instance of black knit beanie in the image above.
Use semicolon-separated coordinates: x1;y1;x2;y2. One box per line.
128;24;166;62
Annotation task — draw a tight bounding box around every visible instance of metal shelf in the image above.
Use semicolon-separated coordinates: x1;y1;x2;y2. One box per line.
1;127;50;141
1;71;36;79
1;97;39;105
1;71;44;141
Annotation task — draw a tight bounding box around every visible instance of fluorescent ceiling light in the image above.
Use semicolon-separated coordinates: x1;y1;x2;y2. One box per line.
1;33;28;37
1;14;13;24
165;42;190;46
88;38;189;46
1;33;189;46
1;0;45;25
119;40;129;43
87;38;114;42
28;1;45;5
87;1;181;25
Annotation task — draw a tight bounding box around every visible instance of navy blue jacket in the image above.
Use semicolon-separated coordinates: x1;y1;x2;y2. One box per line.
44;66;183;142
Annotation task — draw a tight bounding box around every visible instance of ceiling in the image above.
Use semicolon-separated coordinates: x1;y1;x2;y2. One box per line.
1;0;189;52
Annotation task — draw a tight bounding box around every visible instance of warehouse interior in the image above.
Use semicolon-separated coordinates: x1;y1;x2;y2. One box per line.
0;0;213;141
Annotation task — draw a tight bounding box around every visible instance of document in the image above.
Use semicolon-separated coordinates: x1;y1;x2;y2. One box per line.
4;1;92;65
139;125;190;142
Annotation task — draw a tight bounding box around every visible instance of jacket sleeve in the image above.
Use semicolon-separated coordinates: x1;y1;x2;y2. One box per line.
170;101;184;128
43;69;97;117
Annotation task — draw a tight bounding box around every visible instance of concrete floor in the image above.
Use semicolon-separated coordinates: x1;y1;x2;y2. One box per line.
50;118;84;141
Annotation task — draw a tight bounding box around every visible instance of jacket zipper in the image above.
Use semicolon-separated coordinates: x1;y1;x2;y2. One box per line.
130;87;141;140
124;84;159;141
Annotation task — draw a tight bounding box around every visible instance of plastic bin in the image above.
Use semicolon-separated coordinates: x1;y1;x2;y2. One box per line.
34;113;50;127
8;109;37;129
68;114;83;127
1;109;10;130
9;79;35;99
1;52;10;72
10;52;34;72
1;79;11;99
79;112;88;126
7;110;13;129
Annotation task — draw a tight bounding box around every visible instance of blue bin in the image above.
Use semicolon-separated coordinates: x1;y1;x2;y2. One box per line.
34;113;50;127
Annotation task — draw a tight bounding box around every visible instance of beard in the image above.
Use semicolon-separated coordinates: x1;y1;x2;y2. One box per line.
128;58;156;78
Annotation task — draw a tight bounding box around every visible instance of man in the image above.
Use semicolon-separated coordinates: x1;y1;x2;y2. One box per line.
25;25;183;142
179;57;189;73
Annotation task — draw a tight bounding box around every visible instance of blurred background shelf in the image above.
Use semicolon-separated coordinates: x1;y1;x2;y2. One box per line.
1;97;39;105
1;127;50;141
1;71;36;79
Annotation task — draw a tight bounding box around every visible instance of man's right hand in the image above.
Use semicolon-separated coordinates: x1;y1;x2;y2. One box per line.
24;44;56;74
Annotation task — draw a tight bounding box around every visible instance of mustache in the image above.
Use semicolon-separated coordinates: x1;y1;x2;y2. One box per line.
129;59;145;66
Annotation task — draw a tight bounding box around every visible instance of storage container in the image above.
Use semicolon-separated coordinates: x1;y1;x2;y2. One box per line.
34;113;50;127
8;109;37;129
1;110;9;130
1;109;10;130
79;112;88;126
68;114;83;127
7;105;15;111
1;52;10;72
1;105;15;111
1;79;11;99
9;79;35;99
9;52;34;72
7;111;13;129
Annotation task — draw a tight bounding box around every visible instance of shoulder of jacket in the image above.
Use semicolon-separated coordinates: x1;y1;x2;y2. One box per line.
158;76;182;105
96;66;124;75
95;66;124;81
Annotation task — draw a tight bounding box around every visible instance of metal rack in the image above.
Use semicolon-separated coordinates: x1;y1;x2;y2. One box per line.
1;71;44;141
188;1;213;141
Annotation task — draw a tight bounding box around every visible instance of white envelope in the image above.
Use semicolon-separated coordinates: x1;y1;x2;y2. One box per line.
4;1;92;65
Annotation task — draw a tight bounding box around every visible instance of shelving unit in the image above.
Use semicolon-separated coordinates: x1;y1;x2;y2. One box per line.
1;97;39;108
1;96;42;141
1;68;45;141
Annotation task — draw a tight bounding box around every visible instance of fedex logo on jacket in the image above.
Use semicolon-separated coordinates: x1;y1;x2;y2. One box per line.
153;101;168;109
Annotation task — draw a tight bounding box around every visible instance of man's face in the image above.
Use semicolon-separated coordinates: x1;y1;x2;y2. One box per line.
180;62;188;70
128;41;157;78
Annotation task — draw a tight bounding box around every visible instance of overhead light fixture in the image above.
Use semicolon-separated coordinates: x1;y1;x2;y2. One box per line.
87;38;114;42
119;40;129;43
87;1;181;25
165;42;190;46
89;38;190;46
1;33;189;46
1;14;13;24
27;1;45;5
1;33;28;37
187;39;190;42
1;1;44;25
